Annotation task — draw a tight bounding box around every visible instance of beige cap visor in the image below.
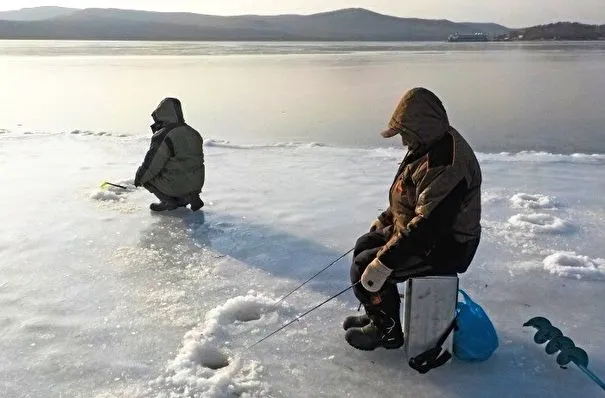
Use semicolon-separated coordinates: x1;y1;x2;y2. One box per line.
380;127;400;138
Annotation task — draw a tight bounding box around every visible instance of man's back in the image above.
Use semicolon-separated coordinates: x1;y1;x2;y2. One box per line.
135;98;205;198
158;123;205;196
448;127;482;244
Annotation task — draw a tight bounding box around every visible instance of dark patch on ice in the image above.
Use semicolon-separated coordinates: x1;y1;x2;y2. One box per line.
215;222;235;228
235;310;262;322
198;347;230;370
204;357;229;370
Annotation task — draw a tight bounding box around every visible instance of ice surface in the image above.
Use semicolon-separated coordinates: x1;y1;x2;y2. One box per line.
1;130;604;398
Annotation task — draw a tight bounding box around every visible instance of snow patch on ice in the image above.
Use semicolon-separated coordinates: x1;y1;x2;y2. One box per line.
478;151;605;165
368;148;605;165
508;213;572;234
150;294;278;397
90;190;123;202
203;295;278;336
543;252;605;281
482;190;508;205
510;193;558;210
0;128;130;138
204;139;327;150
366;147;403;160
89;181;140;212
90;181;136;202
70;129;128;137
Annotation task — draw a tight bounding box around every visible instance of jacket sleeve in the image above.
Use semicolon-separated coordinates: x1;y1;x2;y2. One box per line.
135;136;171;186
376;161;467;270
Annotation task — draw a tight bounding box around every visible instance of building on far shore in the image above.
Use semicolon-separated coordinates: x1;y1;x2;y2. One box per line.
447;32;490;42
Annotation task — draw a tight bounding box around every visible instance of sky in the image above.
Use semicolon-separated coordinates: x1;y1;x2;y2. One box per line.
1;0;604;27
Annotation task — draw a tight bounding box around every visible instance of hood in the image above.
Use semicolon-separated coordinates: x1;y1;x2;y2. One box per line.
381;87;450;151
152;97;185;125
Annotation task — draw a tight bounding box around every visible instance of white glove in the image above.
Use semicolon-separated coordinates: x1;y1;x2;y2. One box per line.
361;258;393;293
369;218;385;232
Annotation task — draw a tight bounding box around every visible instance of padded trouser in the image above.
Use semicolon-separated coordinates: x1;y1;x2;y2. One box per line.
144;183;197;205
349;230;478;309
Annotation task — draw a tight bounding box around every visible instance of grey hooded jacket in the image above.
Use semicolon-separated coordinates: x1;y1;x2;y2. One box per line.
135;98;205;197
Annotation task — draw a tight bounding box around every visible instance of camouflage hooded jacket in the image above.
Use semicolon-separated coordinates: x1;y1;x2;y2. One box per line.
376;88;482;270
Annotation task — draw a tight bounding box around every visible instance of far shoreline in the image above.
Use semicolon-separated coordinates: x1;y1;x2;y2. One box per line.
0;37;604;43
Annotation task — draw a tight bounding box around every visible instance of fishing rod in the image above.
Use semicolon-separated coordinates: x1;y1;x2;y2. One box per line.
228;248;356;341
275;248;354;306
248;283;358;350
101;181;129;190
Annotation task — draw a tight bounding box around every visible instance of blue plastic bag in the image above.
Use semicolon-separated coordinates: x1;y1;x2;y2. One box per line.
453;289;499;362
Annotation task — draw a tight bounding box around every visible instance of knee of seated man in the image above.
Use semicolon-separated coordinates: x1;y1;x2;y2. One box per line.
354;233;374;250
353;248;381;268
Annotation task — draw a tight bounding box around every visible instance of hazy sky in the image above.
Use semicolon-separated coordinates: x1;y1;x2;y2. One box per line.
2;0;604;27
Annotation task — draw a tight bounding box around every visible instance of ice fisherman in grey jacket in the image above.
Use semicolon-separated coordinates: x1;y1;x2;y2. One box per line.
134;98;205;212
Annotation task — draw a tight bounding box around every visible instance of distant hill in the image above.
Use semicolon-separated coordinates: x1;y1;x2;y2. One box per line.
0;6;77;21
496;22;605;41
0;7;509;41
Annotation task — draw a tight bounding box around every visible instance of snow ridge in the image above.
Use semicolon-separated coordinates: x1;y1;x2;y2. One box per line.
543;252;605;281
149;294;280;397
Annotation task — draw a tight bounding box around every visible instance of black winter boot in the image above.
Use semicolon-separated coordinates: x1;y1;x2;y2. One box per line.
345;306;403;351
343;314;371;331
188;194;204;212
149;201;179;212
